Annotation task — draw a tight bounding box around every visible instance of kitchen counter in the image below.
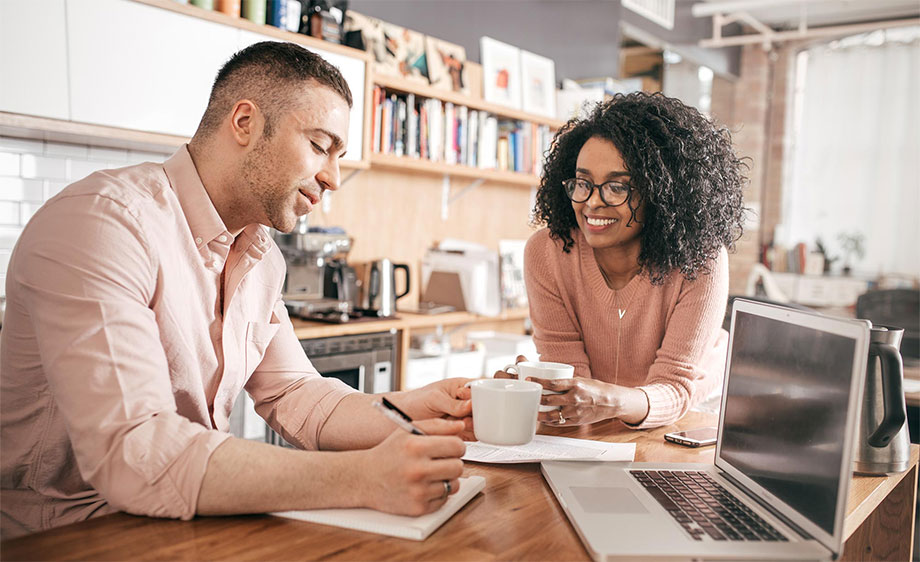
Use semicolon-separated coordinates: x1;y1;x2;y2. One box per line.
291;308;529;340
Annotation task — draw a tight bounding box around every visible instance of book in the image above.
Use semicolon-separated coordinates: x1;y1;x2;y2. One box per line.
272;476;485;541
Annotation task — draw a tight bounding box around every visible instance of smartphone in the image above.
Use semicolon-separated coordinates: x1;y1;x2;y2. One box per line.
664;426;718;448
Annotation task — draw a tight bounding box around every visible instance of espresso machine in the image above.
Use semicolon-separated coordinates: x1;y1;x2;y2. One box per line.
274;218;358;322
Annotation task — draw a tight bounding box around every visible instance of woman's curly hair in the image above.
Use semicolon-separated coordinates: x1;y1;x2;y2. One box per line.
534;92;747;285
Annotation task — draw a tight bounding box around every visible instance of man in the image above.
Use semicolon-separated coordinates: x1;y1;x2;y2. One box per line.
0;41;471;539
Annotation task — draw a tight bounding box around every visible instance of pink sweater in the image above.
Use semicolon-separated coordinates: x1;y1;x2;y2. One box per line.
524;228;729;429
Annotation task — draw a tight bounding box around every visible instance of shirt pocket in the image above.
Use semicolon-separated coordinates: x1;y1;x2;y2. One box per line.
244;319;280;375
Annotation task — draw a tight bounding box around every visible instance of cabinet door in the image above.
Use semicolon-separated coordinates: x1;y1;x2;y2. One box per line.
239;30;365;162
0;0;70;120
66;0;238;137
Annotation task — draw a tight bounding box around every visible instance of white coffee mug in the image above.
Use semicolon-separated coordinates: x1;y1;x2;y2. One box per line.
468;379;542;446
503;361;575;412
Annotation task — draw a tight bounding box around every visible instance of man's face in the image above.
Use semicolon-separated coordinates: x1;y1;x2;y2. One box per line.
239;84;350;233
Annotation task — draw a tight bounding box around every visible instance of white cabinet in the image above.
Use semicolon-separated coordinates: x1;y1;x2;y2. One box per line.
66;0;239;137
238;30;365;162
0;0;70;120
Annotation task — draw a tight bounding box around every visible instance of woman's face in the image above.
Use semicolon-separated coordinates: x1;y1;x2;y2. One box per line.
571;136;644;251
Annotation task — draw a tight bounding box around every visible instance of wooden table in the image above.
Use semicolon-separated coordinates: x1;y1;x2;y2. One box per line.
2;411;917;561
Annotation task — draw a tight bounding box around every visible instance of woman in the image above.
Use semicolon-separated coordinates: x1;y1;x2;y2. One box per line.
511;92;746;429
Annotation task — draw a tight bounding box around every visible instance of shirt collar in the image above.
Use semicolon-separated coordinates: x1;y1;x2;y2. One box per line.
163;145;230;252
162;145;274;258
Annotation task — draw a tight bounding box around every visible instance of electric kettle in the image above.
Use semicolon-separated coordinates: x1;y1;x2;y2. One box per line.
853;325;910;475
359;259;410;318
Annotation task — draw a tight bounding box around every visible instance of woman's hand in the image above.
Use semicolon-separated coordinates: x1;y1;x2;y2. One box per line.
492;355;530;379
531;378;650;426
532;377;619;425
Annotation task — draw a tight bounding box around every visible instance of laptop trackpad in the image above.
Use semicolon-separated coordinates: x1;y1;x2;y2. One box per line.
571;487;649;514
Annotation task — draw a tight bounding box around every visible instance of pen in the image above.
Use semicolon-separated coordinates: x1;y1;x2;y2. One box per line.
373;397;427;435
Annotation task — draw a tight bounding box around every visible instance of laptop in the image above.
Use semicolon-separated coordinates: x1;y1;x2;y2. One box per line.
542;299;870;561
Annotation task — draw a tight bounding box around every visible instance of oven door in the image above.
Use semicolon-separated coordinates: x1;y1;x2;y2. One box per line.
309;351;371;392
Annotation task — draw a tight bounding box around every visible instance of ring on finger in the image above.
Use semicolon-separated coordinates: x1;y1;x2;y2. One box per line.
558;409;566;424
442;480;451;499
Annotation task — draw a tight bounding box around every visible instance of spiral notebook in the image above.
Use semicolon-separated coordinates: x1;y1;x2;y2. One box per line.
272;476;485;541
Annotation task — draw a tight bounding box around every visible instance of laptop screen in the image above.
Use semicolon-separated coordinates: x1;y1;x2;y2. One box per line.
718;309;859;538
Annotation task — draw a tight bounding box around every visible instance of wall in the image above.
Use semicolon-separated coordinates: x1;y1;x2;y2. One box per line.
0;136;170;297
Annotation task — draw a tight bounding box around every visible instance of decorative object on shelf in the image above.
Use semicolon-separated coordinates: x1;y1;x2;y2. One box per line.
190;0;215;9
815;237;838;274
556;81;605;122
216;0;240;17
301;0;346;42
480;36;522;110
241;0;267;24
343;11;427;85
520;50;556;118
426;36;469;95
838;231;866;276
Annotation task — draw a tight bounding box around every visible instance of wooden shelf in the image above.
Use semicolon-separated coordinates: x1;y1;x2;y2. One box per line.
291;308;529;340
132;0;372;63
369;152;541;186
374;74;565;129
0;112;369;170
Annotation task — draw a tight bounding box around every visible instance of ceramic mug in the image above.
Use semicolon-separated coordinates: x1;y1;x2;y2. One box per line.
503;361;575;412
468;379;542;445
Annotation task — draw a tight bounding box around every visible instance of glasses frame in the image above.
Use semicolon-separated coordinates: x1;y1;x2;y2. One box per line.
562;177;632;207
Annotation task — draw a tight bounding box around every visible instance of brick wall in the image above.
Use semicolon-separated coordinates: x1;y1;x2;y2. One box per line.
0;136;171;297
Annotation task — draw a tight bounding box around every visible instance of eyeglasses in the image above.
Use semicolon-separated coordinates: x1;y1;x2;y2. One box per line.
562;178;631;207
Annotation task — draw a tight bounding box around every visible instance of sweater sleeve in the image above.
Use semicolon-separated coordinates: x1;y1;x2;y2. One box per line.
633;249;729;429
524;231;592;376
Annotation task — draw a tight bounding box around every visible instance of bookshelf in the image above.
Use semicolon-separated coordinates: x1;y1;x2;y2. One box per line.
369;73;564;188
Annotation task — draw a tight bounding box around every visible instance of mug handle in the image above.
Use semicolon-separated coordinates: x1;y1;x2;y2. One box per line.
502;364;520;378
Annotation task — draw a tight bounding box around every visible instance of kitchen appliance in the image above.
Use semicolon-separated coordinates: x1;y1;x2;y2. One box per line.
359;259;410;318
230;330;398;449
853;324;910;475
275;219;359;322
301;331;397;394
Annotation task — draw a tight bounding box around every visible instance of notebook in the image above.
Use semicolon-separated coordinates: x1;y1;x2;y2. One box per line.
272;475;485;540
541;299;870;561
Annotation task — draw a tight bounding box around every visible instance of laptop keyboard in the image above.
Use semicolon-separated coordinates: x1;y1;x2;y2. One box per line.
630;470;788;542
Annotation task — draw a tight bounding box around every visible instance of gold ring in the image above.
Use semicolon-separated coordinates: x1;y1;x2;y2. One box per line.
558;409;566;424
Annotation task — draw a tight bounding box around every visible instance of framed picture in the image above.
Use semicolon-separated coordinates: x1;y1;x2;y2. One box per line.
480;36;521;109
520;50;556;118
425;36;469;95
343;11;428;86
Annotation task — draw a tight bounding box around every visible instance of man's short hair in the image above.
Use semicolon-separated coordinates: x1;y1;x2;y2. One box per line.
196;41;353;138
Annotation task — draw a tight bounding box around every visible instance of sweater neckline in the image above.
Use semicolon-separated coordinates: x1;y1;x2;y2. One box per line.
577;229;644;307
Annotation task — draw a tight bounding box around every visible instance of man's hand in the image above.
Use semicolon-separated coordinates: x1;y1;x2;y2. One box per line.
395;378;475;440
358;418;466;516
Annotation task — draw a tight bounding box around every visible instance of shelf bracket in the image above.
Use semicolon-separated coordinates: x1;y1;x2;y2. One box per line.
441;174;485;221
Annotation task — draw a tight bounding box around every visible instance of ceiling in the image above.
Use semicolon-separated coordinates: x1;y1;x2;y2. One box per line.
695;0;920;29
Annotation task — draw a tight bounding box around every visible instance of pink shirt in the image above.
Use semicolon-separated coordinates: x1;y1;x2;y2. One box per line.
0;146;355;538
525;228;729;429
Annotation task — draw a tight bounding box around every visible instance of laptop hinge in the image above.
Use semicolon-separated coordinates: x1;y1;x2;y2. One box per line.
719;471;815;542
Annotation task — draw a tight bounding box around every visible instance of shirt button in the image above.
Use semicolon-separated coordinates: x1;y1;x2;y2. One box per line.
218;234;227;243
195;237;203;245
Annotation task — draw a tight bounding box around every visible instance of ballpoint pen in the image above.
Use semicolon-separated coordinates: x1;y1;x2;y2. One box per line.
373;396;427;435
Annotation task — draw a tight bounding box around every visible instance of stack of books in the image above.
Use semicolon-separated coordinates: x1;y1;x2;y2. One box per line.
371;87;553;176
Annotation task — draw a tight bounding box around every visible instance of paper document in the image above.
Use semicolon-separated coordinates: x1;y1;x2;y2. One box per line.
462;435;636;464
272;476;485;541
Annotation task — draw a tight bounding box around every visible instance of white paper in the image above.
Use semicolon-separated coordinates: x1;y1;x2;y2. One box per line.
462;435;636;464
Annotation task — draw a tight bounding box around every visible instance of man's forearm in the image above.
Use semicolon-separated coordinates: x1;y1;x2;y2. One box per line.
196;437;369;515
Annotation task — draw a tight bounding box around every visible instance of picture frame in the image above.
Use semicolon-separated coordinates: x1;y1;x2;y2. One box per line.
480;36;522;109
343;11;428;86
425;36;469;95
520;50;556;118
